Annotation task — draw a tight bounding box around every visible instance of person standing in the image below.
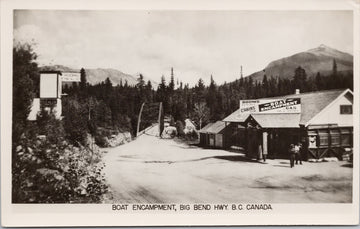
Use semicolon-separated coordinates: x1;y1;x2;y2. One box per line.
289;144;295;168
295;142;303;165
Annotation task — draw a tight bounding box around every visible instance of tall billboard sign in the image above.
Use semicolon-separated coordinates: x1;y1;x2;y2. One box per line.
40;73;60;98
240;98;301;114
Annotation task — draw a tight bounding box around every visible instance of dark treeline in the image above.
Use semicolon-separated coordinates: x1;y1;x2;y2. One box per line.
13;42;353;148
63;60;352;143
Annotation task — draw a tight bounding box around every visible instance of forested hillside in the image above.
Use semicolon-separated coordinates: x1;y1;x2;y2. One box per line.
248;44;353;82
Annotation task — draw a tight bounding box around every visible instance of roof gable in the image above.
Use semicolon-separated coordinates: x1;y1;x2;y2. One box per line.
222;89;351;126
295;89;346;124
304;89;353;126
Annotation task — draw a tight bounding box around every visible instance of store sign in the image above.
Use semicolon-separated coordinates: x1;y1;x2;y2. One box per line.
61;72;81;82
240;98;301;114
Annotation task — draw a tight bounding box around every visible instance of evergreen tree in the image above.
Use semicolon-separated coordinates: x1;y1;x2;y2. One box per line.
145;80;153;102
293;66;307;92
194;78;206;104
331;59;341;89
156;75;169;113
332;59;338;76
262;74;269;97
72;82;78;91
168;68;175;114
268;76;277;97
80;68;87;90
206;75;217;121
246;77;254;98
12;43;37;142
63;84;69;94
169;67;175;91
104;77;113;93
239;72;244;87
146;80;152;90
315;72;324;90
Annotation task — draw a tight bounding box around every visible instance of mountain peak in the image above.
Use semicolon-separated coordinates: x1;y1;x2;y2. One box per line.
247;44;353;82
308;44;334;53
306;44;352;61
318;44;329;49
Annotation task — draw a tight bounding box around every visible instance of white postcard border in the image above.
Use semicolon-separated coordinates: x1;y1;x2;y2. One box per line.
1;0;359;227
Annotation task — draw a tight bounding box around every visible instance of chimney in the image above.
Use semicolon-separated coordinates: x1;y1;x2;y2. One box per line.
295;89;300;95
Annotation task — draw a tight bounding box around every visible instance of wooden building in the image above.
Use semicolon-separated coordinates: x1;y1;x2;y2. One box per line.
223;89;353;160
199;121;231;149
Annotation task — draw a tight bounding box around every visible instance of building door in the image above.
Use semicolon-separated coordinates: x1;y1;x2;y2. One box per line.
215;134;223;148
269;129;299;159
209;134;215;146
247;127;261;158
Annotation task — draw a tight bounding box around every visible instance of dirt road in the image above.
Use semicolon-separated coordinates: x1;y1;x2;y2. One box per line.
103;134;352;203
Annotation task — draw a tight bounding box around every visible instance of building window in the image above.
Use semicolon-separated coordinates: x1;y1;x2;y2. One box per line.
340;128;352;146
340;105;352;114
318;130;329;147
330;129;340;146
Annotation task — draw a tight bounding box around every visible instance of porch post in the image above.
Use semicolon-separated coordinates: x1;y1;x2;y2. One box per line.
262;131;268;155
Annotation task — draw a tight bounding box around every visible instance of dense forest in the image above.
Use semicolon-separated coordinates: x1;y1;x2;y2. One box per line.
63;58;352;142
12;42;352;203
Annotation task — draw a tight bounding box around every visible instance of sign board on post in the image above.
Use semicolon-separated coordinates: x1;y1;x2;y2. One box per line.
240;98;301;114
40;73;59;98
61;72;81;82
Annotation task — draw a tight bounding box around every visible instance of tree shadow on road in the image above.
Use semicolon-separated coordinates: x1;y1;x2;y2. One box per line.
279;161;289;164
341;163;353;168
213;155;262;164
273;165;291;168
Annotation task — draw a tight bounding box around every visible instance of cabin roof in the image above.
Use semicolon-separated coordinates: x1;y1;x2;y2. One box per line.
199;121;226;134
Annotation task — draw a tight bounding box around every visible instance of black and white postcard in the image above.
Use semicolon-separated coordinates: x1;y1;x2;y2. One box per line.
1;0;359;227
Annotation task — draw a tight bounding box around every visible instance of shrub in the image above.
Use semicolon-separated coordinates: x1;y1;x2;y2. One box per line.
175;120;185;137
186;130;199;140
62;97;89;146
12;112;108;203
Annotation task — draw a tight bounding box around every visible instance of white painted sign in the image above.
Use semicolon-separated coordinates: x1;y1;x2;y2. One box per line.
240;98;301;114
61;72;81;82
40;73;58;98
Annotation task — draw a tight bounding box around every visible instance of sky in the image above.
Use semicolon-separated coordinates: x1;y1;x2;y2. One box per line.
13;10;353;86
